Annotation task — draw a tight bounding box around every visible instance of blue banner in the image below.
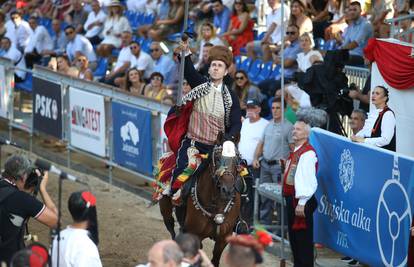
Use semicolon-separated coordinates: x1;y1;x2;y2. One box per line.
310;128;414;267
112;102;152;175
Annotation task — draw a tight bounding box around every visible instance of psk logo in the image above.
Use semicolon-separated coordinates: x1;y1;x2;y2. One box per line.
51;99;58;120
339;149;354;193
376;157;412;267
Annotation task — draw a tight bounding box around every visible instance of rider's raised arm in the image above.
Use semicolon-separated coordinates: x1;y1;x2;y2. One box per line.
183;55;208;89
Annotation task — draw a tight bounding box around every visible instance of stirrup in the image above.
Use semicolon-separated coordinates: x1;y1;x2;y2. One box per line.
172;189;183;206
162;184;171;196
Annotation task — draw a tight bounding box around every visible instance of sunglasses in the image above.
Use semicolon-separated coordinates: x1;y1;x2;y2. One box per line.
152;76;162;81
150;48;160;52
235;76;245;80
65;30;74;35
130;46;139;50
286;31;297;35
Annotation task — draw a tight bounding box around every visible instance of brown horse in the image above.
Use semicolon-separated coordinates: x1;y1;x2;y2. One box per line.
159;141;242;266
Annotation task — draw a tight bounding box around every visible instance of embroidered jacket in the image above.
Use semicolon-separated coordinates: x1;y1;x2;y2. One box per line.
182;55;242;142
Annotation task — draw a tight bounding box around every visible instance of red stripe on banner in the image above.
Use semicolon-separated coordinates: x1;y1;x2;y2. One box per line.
364;38;414;90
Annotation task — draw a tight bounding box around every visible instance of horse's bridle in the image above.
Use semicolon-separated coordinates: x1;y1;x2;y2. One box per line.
190;144;240;226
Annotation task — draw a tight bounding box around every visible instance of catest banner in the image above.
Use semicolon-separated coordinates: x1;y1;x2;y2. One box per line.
0;65;10;118
69;87;106;157
112;101;152;175
310;128;414;267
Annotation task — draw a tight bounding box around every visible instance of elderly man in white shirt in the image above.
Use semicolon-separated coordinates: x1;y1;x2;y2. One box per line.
24;16;53;68
64;25;97;70
84;0;107;45
282;120;318;267
6;11;32;52
1;36;27;81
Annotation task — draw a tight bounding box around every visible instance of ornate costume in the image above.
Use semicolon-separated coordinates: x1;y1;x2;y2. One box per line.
282;141;318;267
163;46;242;202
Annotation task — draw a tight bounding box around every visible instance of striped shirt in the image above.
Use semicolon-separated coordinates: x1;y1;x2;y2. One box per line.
187;84;225;145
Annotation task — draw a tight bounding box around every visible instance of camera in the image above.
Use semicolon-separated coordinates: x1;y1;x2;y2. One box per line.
24;167;44;195
339;82;357;96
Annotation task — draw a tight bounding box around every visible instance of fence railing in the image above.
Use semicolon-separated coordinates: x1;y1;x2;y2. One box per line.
385;13;414;43
0;57;172;185
341;65;370;137
0;58;372;184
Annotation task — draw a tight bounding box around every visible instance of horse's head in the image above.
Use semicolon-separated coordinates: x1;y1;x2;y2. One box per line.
212;140;241;200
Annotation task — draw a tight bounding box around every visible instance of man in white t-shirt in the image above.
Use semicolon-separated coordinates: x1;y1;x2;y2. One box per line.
83;0;106;45
65;25;97;69
1;36;27;81
51;191;102;267
6;11;33;52
129;41;154;80
238;99;269;225
24;16;53;68
100;31;133;85
246;0;290;61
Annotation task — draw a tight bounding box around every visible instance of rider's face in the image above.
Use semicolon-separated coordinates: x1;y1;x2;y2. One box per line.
209;60;227;82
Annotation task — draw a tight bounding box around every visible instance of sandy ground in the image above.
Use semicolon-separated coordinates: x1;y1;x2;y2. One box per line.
25;159;286;267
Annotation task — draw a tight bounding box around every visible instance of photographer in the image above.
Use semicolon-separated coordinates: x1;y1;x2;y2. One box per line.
0;155;58;265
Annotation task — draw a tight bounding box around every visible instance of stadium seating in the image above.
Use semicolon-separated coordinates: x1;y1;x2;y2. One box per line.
234;55;242;69
15;73;33;93
93;57;108;79
250;61;273;84
239;57;253;72
248;59;263;81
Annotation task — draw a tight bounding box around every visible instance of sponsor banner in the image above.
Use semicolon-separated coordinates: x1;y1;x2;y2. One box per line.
160;113;170;155
0;65;9;118
112;101;152;175
69;87;106;157
32;77;62;138
310;128;414;267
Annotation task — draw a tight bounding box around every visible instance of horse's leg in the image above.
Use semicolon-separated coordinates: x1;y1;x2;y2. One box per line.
211;237;228;267
159;197;176;239
175;205;187;233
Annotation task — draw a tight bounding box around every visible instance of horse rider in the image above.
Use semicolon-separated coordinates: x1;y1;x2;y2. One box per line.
164;41;242;204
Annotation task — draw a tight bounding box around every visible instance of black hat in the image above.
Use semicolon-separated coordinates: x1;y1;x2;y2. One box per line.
246;99;260;107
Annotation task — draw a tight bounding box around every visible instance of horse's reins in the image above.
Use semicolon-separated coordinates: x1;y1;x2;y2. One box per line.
191;178;235;235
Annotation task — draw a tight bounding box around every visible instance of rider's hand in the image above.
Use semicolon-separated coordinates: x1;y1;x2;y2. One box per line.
252;159;260;169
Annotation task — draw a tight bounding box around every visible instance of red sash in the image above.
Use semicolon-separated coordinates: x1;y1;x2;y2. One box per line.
282;142;317;231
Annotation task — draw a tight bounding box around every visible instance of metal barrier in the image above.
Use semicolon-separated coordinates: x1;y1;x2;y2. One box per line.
342;65;370;137
385;13;414;42
0;57;172;185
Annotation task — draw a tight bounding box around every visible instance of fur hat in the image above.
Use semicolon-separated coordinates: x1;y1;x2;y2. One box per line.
208;46;233;68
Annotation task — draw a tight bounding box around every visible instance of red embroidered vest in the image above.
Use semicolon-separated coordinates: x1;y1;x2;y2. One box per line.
282;141;317;197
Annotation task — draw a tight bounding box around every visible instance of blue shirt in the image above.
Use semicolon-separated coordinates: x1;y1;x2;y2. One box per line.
283;40;302;79
213;7;231;36
340;17;373;57
52;31;67;55
154;55;175;85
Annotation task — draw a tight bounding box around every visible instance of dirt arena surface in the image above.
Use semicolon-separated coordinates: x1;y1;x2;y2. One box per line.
19;152;286;266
